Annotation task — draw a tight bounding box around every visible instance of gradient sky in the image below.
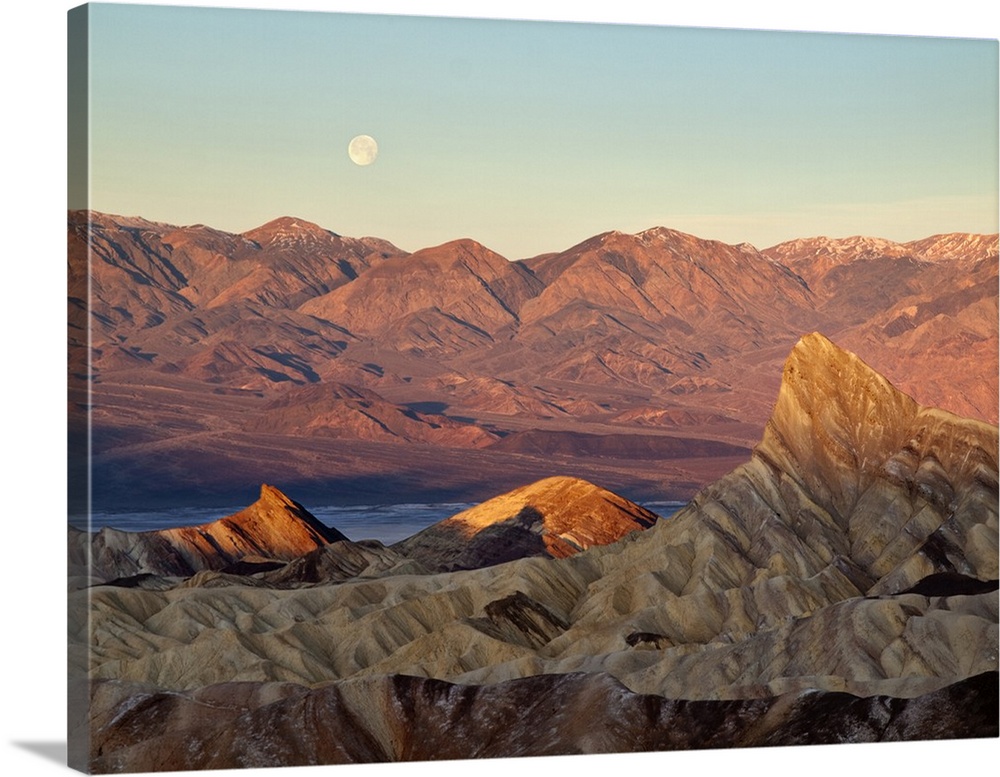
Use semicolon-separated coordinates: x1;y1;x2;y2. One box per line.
79;2;998;259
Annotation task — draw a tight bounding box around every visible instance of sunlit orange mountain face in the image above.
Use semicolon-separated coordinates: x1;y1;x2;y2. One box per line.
69;209;1000;767
69;210;998;509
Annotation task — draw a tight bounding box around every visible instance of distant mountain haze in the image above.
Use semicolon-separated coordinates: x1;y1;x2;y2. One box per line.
69;210;998;508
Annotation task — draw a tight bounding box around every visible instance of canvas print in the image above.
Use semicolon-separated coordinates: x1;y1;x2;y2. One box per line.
67;2;999;773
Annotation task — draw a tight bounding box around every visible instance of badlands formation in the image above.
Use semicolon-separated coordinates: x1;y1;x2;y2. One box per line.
70;335;998;771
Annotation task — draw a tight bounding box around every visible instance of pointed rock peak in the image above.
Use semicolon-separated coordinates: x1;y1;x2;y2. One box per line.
226;483;348;545
257;482;297;508
621;225;748;257
602;228;688;253
441;476;657;542
408;238;511;271
242;216;339;246
769;335;999;467
445;237;491;251
87;484;348;580
421;237;503;258
772;333;918;431
779;333;910;406
758;334;919;505
393;476;659;571
551;229;631;257
507;474;602;494
635;226;685;242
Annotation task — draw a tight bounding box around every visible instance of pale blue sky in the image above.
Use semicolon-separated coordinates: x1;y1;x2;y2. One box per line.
81;2;998;258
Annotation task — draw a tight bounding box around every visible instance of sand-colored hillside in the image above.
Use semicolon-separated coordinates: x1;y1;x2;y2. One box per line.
72;334;999;770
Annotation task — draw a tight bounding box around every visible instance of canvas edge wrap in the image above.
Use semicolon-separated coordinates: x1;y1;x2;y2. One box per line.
68;4;91;773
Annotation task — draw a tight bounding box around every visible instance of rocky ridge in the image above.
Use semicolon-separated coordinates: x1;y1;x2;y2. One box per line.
83;671;997;771
72;211;998;510
73;335;999;770
85;484;347;580
393;476;660;571
76;476;659;584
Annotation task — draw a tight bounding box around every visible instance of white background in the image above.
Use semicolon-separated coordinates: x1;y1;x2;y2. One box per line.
2;1;998;776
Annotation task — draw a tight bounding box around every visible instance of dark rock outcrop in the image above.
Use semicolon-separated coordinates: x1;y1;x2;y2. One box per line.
85;671;998;772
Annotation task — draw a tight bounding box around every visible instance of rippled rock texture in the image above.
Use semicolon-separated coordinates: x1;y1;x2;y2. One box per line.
72;334;999;772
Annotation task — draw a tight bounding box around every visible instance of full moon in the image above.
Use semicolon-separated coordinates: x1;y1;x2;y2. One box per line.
348;135;378;166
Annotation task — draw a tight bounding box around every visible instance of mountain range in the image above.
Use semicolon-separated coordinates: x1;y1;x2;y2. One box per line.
69;210;998;508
